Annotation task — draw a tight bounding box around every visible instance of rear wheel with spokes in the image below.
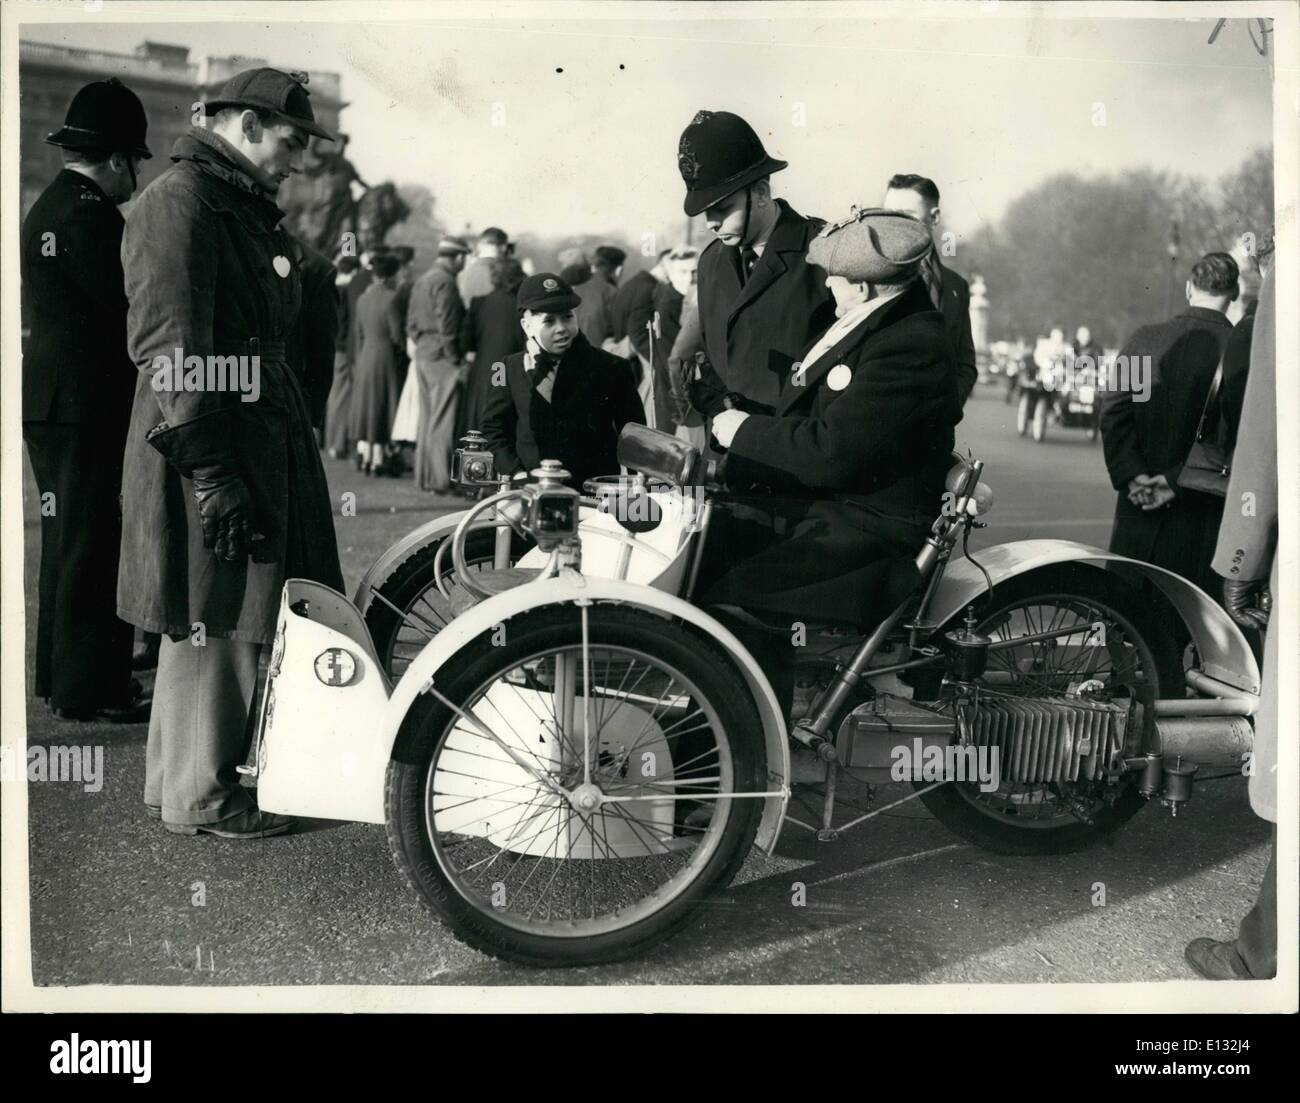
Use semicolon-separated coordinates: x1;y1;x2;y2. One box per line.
364;527;533;680
917;566;1183;854
385;603;767;965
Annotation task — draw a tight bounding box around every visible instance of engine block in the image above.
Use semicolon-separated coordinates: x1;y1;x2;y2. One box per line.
965;697;1132;784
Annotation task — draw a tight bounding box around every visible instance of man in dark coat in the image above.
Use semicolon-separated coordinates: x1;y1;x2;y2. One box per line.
697;209;960;711
118;68;344;838
611;249;667;363
1100;251;1238;601
883;174;978;404
289;237;339;433
676;110;838;417
22;78;153;722
480;273;644;490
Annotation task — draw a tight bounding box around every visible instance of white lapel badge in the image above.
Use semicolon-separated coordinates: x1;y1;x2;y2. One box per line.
273;255;291;278
827;364;852;392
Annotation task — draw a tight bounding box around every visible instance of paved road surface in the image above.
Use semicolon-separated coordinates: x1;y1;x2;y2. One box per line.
19;386;1269;990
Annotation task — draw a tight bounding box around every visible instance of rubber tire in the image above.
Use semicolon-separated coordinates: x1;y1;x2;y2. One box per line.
915;564;1183;855
1016;392;1032;435
1031;396;1050;442
363;527;533;677
384;603;767;966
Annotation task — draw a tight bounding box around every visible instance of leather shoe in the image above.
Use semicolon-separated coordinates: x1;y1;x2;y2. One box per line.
54;680;151;724
164;807;295;839
1184;937;1255;980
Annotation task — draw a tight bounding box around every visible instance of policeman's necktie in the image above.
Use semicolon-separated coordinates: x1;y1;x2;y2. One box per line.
920;249;945;309
740;247;759;283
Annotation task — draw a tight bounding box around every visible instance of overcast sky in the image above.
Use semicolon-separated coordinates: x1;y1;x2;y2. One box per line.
19;3;1276;247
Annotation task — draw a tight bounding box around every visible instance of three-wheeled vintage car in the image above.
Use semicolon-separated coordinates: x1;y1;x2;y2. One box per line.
244;426;1259;966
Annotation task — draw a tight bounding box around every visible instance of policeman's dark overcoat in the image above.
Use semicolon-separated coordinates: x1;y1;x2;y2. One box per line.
21;167;139;708
117;127;343;644
699;279;960;628
22;169;136;425
1100;306;1233;596
479;333;645;490
692;199;838;414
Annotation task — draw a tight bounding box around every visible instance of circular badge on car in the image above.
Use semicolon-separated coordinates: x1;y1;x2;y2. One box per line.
314;647;357;687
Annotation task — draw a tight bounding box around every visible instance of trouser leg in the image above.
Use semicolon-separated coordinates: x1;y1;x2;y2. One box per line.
24;422;134;709
324;352;353;454
146;634;260;825
1235;828;1277;979
24;428;60;700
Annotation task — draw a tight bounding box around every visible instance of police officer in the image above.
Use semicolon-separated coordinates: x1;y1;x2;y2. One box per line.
22;79;152;722
676;109;837;418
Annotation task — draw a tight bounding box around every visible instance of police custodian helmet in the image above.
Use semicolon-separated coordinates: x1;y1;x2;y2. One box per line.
677;109;788;217
45;78;152;159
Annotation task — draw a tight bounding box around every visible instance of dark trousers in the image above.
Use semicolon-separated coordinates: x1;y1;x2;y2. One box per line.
1234;829;1277;978
24;421;133;710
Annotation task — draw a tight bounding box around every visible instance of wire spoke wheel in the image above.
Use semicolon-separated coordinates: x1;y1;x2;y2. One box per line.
385;604;765;965
365;527;532;680
916;565;1182;854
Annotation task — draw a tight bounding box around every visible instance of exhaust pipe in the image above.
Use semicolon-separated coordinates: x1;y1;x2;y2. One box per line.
1151;715;1253;769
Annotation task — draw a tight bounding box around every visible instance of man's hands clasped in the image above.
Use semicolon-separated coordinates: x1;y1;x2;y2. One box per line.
1127;473;1176;511
191;467;258;562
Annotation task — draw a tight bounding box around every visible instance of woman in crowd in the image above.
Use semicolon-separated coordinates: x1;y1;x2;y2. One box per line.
351;251;406;475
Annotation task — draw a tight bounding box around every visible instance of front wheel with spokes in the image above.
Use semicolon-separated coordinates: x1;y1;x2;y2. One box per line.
384;603;767;966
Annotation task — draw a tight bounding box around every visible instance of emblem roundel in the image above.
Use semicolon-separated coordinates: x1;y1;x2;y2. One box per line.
543;278;558;291
678;145;702;186
827;364;853;392
273;255;291;278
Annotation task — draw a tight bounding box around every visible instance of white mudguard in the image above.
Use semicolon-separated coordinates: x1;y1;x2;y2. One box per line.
930;540;1261;693
257;575;791;854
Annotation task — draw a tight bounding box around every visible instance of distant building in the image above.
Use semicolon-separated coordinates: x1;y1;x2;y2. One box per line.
19;38;346;217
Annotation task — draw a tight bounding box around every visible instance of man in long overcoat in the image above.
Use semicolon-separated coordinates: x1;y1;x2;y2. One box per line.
1100;252;1238;602
407;235;471;491
676;110;838;418
22;79;153;722
698;210;961;711
1185;265;1278;980
118;68;343;838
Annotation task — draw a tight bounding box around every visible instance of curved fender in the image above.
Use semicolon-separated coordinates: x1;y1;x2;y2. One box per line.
351;509;473;613
381;574;792;853
931;540;1260;694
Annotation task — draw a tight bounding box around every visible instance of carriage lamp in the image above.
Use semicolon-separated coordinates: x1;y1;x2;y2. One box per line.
968;482;995;516
452;430;497;489
525;461;580;550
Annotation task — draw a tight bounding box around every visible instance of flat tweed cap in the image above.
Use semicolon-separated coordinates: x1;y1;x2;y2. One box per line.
808;207;933;282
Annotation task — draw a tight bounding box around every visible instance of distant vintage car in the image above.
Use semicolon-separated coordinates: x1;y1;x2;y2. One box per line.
1014;342;1101;443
